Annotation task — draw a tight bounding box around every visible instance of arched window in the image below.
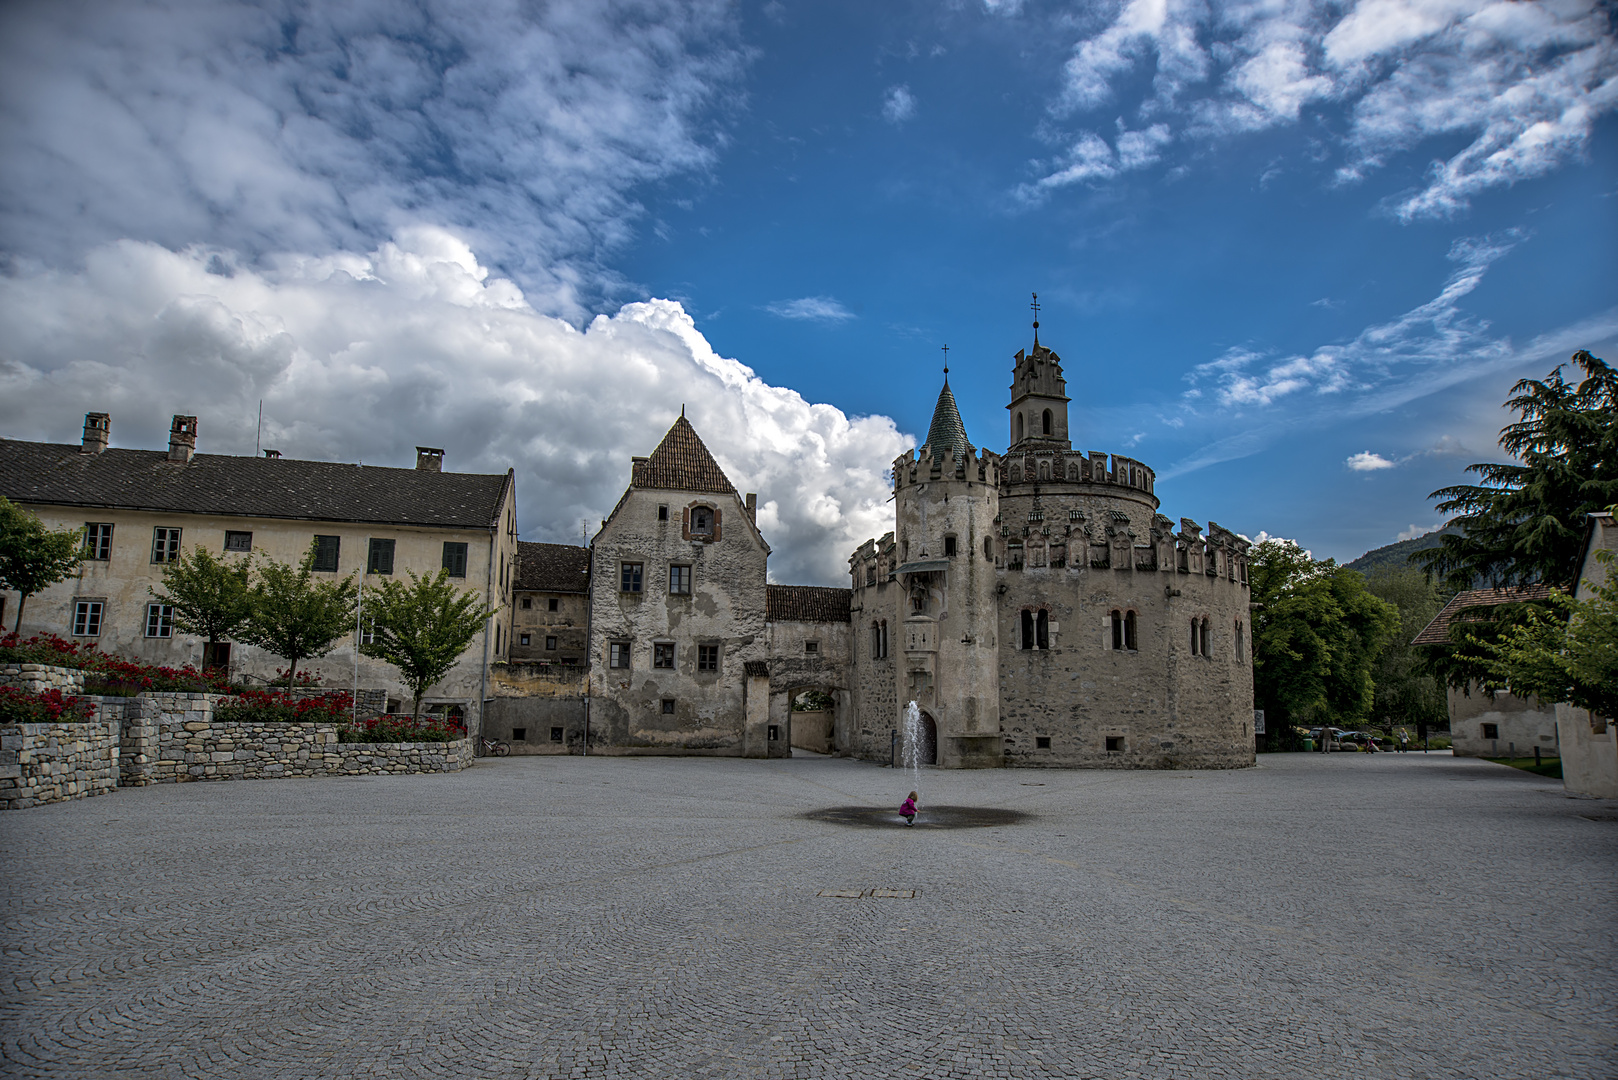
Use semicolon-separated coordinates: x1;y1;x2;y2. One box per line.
1068;462;1080;480
1016;413;1025;442
1190;619;1200;655
691;506;714;536
1036;609;1050;650
1042;409;1052;435
1111;610;1124;651
881;620;889;658
1021;610;1034;651
1009;465;1022;483
871;622;882;659
1235;619;1245;662
1199;617;1210;657
1125;610;1137;651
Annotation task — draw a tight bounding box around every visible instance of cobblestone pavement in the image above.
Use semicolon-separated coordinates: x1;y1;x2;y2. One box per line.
2;751;1614;1079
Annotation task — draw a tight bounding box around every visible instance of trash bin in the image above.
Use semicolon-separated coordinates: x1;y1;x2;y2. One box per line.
1302;738;1315;752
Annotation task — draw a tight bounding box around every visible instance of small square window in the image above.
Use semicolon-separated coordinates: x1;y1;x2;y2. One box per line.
145;603;174;638
944;535;957;557
151;527;181;563
550;727;564;742
519;634;531;647
669;565;692;595
521;597;532;609
1481;723;1499;740
73;600;104;637
620;562;643;593
697;643;719;672
653;642;675;669
805;641;819;654
368;538;396;575
661;699;676;715
1105;736;1124;753
224;531;253;553
512;728;527;742
312;535;341;572
548;598;559;612
609;642;631;669
84;523;114;561
767;724;780;741
442;541;469;578
1036;736;1052;749
546;636;557;650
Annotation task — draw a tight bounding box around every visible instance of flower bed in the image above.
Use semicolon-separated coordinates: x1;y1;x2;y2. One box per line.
212;688;354;725
338;713;466;743
0;686;94;724
0;633;237;694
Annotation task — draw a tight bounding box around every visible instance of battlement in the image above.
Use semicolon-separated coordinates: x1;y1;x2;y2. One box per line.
892;445;1001;488
848;532;897;591
991;507;1250;585
1001;448;1154;496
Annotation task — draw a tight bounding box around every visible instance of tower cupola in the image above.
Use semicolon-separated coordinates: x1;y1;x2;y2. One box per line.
1007;296;1071;451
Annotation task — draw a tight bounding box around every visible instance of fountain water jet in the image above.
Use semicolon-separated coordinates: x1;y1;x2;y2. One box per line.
902;701;924;807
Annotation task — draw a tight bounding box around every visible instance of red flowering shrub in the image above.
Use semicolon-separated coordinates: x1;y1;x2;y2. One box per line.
212;689;354;725
0;633;238;694
338;713;466;744
0;686;95;724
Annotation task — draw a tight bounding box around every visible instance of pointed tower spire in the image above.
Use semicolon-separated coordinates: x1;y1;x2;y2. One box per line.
924;378;974;463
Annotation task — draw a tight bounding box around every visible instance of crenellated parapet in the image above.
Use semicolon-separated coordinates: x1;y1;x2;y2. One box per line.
985;502;1250;587
1001;448;1155;499
892;445;1001;489
848;531;897;592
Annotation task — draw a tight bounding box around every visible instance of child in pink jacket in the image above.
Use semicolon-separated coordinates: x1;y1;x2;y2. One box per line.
899;792;918;827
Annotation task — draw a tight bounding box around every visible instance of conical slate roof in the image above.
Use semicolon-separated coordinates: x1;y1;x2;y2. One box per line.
631;415;737;494
924;380;973;460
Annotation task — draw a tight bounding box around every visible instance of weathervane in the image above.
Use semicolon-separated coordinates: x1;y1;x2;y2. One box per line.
1031;291;1040;346
941;343;949;379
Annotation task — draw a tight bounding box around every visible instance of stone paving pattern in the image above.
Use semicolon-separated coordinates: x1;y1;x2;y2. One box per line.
1;752;1613;1079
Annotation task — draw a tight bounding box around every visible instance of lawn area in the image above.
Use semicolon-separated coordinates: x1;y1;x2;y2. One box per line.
1486;756;1563;779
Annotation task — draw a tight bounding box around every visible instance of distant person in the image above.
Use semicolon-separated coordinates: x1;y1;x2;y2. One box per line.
900;791;918;827
1398;729;1410;752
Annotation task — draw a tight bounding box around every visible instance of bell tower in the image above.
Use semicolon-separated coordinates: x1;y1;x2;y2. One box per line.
1007;293;1071;451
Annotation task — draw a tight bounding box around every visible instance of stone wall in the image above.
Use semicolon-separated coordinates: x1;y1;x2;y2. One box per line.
0;662;86;695
0;719;121;810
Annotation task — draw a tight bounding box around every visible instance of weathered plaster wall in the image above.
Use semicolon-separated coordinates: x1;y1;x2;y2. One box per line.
486;663;589;754
1448;685;1559;759
509;591;588;663
1557;513;1617;796
767;618;851;753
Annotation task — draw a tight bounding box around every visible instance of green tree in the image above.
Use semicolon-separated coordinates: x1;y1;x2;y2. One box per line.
358;569;495;721
149;546;253;669
1480;578;1618;721
240;542;358;686
1414;350;1617;591
1250;539;1401;749
1361;568;1450;732
0;497;83;632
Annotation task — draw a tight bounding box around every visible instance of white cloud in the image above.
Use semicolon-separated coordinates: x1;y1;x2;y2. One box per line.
1022;123;1172;195
0;0;746;317
1346;451;1396;471
765;296;857;322
882;85;917;124
0;236;907;587
1397;522;1444;541
1036;0;1618;217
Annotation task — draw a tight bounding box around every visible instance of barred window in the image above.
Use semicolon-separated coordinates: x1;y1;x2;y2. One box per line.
84;523;113;561
73;600;104;637
151;527;181;563
697;644;719;672
145;604;174;638
620;562;643;593
312;535;341;572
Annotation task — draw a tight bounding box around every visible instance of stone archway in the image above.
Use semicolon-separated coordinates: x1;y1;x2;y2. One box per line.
915;709;938;766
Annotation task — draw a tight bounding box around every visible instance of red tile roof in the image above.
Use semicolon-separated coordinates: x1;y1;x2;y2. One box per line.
631;416;736;494
1411;584;1554;645
766;584;852;623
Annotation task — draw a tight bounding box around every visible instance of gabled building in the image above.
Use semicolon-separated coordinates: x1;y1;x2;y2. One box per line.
509;541;590;665
1;413;516;729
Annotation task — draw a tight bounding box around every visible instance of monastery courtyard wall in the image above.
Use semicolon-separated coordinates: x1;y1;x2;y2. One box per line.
2;752;1610;1079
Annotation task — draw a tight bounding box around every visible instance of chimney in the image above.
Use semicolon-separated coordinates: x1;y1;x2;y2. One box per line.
745;493;757;522
81;412;110;454
263;449;281;459
167;415;197;464
416;446;444;473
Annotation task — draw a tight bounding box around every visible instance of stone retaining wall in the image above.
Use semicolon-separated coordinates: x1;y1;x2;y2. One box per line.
0;663;86;695
0;719;120;810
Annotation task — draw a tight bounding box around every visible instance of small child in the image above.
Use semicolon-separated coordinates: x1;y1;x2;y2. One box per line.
899;791;918;827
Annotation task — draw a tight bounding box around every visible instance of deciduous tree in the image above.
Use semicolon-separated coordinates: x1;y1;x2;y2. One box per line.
358;569;495;721
240;543;358;686
1480;579;1618;721
0;497;83;632
1361;568;1449;732
149;546;253;669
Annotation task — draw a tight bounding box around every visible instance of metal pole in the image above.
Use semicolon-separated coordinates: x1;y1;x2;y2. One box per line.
352;573;362;727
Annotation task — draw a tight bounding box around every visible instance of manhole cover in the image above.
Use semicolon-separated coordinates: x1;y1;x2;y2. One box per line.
803;805;1032;830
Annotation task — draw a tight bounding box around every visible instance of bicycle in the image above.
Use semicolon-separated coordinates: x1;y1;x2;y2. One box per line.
480;737;511;757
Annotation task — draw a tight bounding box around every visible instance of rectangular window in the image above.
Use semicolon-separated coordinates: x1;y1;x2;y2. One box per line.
84;523;113;561
72;600;104;637
653;642;675;669
312;535;341;572
368;538;396;575
151;527;181;563
1036;736;1052;749
360;616;376;646
669;564;692;595
145;603;174;638
1105;736;1124;753
512;727;527;742
224;531;253;553
548;598;559;612
442;542;469;578
521;597;532;609
944;535;957;557
658;505;669;521
550;727;564;743
805;640;819;654
620;562;643;593
697;643;719;672
1481;723;1499;740
661;699;676;715
609;642;630;669
546;636;557;651
520;634;531;647
767;724;779;741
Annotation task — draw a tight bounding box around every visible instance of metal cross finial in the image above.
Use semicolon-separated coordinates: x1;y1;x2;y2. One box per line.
1030;292;1040;344
941;344;949;378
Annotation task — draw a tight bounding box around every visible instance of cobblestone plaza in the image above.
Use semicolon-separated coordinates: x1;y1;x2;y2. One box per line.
2;752;1613;1079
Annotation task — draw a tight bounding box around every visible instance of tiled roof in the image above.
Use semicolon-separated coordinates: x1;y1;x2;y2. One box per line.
0;440;511;529
766;584;852;623
924;380;973;460
513;541;590;593
631;416;737;494
1411;584;1554;645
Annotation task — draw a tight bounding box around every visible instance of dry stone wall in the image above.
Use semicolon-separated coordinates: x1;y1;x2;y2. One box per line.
0;719;121;810
0;662;87;695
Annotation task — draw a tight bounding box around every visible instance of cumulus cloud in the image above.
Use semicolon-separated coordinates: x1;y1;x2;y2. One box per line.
882;85;917;124
765;297;857;322
1397;522;1444;541
0;0;745;317
1346;451;1396;471
0;236;907;586
1034;0;1618;217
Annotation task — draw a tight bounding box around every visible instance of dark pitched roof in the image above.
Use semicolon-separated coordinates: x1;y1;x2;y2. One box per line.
513;541;590;593
924;380;973;461
766;584;852;623
0;440;511;530
631;416;737;494
1411;584;1554;646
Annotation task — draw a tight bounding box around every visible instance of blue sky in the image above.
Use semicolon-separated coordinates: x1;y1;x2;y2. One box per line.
1;0;1614;583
